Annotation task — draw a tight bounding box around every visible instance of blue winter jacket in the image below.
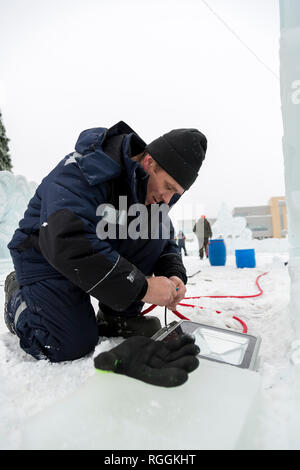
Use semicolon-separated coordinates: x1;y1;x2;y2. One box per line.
8;121;186;312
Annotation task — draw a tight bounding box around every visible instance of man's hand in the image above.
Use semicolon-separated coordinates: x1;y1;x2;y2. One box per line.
167;276;186;311
142;276;178;307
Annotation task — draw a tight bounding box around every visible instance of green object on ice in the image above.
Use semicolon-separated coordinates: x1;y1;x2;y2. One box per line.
96;358;120;374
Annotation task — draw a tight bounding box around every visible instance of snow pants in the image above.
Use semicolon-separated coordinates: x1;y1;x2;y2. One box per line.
7;276;146;362
7;278;99;362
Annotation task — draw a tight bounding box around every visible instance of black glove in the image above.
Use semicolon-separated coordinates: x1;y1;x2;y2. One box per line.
94;335;200;387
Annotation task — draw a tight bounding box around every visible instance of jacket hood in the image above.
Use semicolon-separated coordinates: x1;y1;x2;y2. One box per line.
74;121;147;186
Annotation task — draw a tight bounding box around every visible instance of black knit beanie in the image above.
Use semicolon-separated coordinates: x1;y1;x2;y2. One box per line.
146;128;207;190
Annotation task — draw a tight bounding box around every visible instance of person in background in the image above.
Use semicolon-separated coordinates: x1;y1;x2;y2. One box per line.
193;215;212;259
177;231;188;257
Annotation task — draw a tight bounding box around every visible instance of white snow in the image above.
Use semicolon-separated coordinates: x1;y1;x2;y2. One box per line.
1;248;299;449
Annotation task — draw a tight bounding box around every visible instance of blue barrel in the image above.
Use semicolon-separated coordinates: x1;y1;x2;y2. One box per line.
235;249;256;268
208;239;226;266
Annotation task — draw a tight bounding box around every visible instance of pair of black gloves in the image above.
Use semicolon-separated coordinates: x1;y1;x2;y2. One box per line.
94;334;200;387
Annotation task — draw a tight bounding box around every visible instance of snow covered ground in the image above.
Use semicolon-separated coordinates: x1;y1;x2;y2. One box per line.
0;251;298;450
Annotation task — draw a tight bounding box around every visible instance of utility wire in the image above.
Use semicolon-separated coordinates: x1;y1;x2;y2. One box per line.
201;0;279;80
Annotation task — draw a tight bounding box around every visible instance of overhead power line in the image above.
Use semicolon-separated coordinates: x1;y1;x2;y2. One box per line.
201;0;279;80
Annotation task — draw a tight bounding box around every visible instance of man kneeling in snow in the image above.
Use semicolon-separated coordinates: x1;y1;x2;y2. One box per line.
4;122;206;386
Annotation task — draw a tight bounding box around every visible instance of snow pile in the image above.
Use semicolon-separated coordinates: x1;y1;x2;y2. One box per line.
0;171;37;258
252;237;288;253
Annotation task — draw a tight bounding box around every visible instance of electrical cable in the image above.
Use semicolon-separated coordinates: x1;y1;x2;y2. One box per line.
142;272;268;334
183;272;267;300
187;270;201;279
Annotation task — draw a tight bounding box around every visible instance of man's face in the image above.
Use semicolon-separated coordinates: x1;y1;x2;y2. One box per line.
142;155;184;205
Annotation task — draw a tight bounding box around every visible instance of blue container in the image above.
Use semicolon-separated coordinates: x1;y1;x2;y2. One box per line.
235;249;256;268
208;239;226;266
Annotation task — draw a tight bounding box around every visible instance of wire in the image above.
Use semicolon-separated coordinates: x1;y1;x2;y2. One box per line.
183;272;267;300
187;270;201;279
201;0;279;80
141;272;268;334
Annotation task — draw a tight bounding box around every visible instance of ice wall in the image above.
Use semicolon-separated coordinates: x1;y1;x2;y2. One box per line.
0;171;37;258
280;0;300;341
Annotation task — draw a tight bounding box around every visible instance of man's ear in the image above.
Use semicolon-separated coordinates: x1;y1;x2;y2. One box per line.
142;154;154;172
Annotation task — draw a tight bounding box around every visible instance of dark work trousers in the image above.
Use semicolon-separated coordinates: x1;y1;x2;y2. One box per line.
7;278;99;363
199;238;209;259
6;276;146;363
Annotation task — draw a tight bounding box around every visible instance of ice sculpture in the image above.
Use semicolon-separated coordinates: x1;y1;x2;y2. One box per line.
211;203;252;254
280;1;300;344
278;6;300;445
0;171;37;258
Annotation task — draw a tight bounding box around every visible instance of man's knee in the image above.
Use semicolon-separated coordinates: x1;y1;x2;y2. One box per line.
53;327;99;362
16;306;98;362
12;282;99;362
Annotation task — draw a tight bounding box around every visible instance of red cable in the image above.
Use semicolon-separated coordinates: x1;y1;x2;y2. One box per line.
141;304;157;315
232;316;248;334
183;272;267;300
171;309;190;321
141;272;268;334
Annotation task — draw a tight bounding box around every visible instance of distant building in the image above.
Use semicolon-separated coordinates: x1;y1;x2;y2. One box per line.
233;197;287;239
269;196;288;238
232;205;272;238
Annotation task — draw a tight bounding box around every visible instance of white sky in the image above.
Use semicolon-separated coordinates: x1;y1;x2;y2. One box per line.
0;0;284;221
